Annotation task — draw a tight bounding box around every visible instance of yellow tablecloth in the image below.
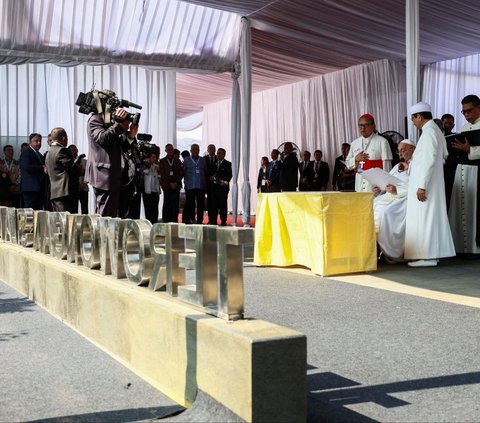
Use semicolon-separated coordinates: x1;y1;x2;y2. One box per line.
254;192;377;276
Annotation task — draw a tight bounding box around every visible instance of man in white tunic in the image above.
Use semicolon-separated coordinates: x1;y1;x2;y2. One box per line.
346;114;392;192
404;102;455;267
448;94;480;256
373;140;415;262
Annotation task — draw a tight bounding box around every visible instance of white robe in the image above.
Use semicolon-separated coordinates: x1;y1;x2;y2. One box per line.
404;120;455;260
374;163;409;260
447;118;480;254
346;133;392;192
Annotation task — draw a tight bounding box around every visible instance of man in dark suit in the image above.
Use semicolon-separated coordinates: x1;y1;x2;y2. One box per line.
205;143;218;224
159;143;184;222
210;148;232;226
266;149;281;192
298;150;314;191
279;142;298;192
45;128;79;213
19;133;46;210
311;150;330;191
332;143;355;191
85;89;138;217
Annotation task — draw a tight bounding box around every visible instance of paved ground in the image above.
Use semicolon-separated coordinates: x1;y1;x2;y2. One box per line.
0;282;183;423
2;255;480;422
243;257;480;422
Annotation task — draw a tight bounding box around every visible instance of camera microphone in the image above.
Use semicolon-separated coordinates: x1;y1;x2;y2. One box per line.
120;99;142;109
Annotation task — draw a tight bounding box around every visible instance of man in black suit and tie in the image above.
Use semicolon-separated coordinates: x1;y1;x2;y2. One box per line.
19;133;46;210
210;148;232;226
266;149;281;192
298;150;314;191
311;150;330;191
279;142;298;192
205;143;218;224
45;128;79;213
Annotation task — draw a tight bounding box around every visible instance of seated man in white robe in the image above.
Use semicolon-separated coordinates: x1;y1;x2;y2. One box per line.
373;139;416;262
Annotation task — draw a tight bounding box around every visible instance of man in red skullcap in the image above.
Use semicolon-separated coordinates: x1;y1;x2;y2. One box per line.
345;114;392;192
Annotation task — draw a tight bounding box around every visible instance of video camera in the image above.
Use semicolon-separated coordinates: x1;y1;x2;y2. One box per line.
75;90;142;124
136;133;159;160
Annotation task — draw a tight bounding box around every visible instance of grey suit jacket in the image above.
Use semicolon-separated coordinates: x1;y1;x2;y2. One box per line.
46;144;77;200
85;113;128;191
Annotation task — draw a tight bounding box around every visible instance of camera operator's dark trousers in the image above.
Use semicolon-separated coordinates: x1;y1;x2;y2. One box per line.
183;189;206;224
93;187;120;217
162;188;180;223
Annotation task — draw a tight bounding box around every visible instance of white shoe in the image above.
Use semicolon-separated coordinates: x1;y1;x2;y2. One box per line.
407;259;438;267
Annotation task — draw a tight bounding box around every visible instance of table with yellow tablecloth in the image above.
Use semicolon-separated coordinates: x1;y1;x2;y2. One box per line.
254;192;377;276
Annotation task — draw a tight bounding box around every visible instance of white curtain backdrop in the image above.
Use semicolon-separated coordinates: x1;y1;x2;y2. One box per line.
0;64;176;156
204;59;406;213
405;0;420;140
423;53;480;130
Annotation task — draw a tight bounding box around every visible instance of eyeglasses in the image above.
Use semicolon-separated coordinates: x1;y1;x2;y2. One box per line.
410;114;418;121
358;123;372;128
461;107;477;115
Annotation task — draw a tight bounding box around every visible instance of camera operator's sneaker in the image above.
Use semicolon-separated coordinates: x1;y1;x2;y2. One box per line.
407;259;438;267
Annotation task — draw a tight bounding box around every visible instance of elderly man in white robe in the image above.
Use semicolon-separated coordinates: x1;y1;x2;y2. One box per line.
373;139;415;262
449;94;480;256
404;102;455;267
346;113;392;192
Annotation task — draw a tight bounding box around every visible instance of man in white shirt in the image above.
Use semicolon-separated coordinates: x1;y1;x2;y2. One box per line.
345;113;392;192
373;139;415;262
449;94;480;256
404;102;455;267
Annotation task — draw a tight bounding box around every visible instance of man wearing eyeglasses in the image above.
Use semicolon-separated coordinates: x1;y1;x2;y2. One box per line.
404;102;455;267
448;94;480;256
345;114;392;192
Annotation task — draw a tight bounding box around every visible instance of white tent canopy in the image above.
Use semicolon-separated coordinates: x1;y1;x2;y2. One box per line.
1;0;480;217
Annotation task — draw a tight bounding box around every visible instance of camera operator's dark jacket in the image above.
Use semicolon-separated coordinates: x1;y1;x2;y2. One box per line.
85;114;131;191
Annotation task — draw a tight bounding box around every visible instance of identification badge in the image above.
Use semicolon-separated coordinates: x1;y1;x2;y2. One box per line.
170;171;173;176
196;169;200;174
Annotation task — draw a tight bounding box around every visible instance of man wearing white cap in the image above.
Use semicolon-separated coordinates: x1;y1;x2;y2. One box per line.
374;139;415;262
404;102;455;267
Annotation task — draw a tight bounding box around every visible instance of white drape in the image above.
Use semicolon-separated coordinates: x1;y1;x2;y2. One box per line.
177;111;203;132
423;53;480;127
0;64;176;157
230;64;241;226
405;0;420;141
240;17;252;227
204;59;406;214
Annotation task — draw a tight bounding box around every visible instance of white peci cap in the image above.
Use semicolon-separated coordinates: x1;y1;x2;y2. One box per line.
410;101;432;115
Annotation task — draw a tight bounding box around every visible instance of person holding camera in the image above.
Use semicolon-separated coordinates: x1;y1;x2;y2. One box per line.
85;89;138;217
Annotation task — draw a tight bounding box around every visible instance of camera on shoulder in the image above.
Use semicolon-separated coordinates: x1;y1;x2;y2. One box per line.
76;89;142;124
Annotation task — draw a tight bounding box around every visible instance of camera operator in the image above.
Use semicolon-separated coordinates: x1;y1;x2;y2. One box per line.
85;89;138;217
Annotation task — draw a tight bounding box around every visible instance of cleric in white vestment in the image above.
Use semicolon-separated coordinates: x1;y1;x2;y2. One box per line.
448;94;480;255
346;113;392;192
374;139;415;261
404;102;455;267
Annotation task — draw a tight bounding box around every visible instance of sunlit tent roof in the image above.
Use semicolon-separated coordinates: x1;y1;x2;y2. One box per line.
1;0;480;118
